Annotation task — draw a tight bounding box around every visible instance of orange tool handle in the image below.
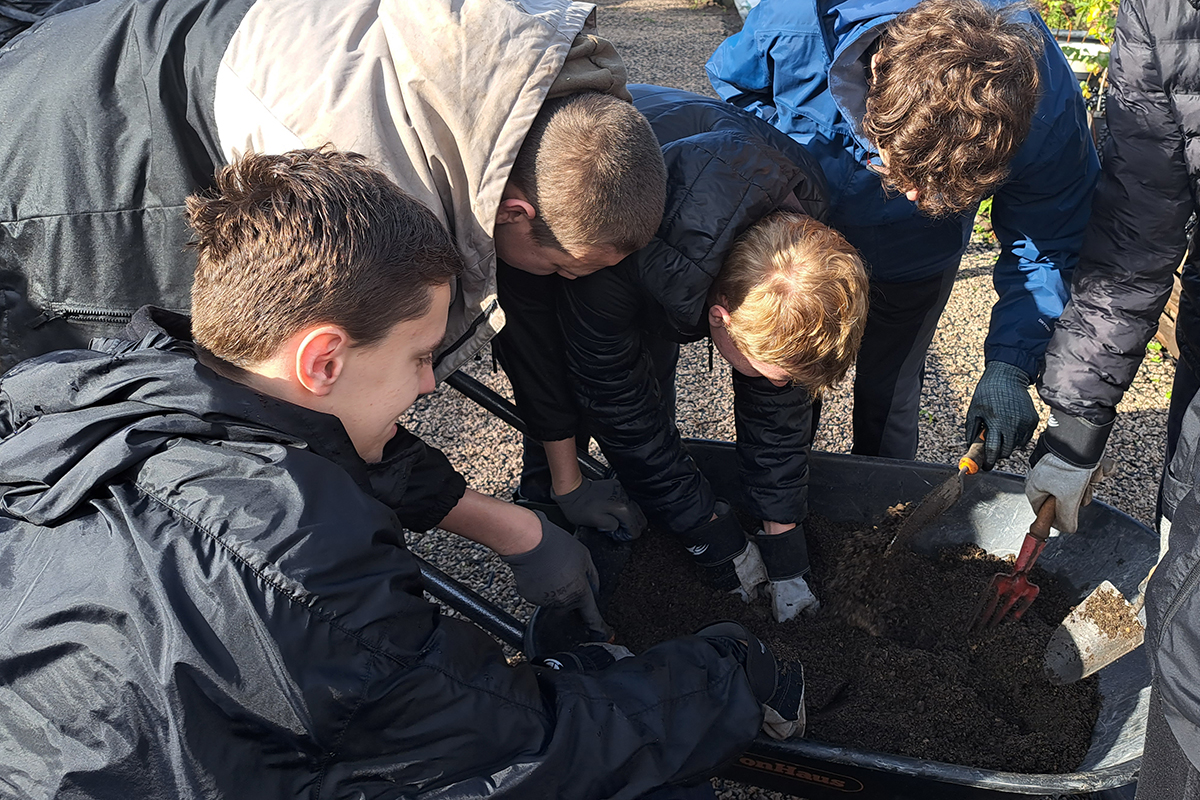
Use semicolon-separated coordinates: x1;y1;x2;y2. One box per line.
959;431;987;475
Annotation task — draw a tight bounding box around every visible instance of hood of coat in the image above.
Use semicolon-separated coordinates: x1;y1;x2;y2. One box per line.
0;308;368;527
626;85;831;337
211;0;625;380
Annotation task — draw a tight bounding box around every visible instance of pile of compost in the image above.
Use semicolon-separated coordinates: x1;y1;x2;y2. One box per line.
603;508;1102;774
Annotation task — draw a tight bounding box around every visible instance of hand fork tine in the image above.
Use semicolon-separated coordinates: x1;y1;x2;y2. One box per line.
970;498;1056;632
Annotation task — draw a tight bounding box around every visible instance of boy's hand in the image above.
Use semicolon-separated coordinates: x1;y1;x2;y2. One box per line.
501;512;609;639
750;527;819;622
551;477;647;541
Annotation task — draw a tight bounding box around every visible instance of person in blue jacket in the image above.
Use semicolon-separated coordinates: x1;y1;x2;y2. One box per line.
708;0;1099;468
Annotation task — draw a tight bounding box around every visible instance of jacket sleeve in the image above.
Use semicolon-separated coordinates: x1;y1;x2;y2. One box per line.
492;263;581;442
733;371;812;525
278;464;764;799
1039;0;1192;424
370;428;467;533
325;612;764;799
559;266;716;536
985;71;1101;378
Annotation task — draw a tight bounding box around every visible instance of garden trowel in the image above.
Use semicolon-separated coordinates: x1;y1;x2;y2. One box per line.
1043;576;1148;685
886;434;986;555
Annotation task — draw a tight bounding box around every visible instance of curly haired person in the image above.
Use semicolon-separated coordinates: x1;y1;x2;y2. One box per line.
709;0;1099;471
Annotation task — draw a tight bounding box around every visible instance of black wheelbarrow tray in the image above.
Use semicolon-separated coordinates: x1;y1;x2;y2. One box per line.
426;379;1152;799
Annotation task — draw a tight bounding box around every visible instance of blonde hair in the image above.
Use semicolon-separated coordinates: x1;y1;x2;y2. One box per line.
714;213;869;394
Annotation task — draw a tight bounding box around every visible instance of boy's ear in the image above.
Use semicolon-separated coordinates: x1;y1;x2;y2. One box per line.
495;196;537;226
708;303;733;329
294;325;351;396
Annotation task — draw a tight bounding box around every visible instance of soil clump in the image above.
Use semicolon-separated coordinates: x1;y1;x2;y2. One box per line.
603;508;1102;773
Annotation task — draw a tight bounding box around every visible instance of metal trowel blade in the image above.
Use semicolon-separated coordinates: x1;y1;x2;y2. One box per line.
1044;580;1145;685
885;470;964;555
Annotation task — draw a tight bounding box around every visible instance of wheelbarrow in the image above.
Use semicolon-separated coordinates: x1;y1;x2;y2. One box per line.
435;375;1153;800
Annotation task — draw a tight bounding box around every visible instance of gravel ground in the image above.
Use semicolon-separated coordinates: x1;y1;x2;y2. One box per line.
402;2;1171;797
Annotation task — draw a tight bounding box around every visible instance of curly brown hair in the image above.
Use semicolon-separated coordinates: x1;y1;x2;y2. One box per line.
862;0;1043;217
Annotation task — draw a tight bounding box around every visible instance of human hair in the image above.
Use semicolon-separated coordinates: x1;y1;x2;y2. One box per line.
713;213;869;395
187;147;464;366
508;91;666;255
861;0;1043;217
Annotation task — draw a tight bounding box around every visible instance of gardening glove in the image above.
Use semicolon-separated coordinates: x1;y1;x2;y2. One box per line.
1025;411;1117;534
551;477;647;542
537;642;634;672
750;526;819;622
694;621;806;740
682;500;768;598
502;512;609;640
965;362;1039;469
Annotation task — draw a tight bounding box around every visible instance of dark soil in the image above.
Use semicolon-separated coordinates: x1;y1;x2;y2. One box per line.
603;507;1102;774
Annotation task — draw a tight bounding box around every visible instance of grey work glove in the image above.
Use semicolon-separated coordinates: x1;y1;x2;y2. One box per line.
501;512;608;639
694;621;806;740
965;362;1040;469
1025;411;1117;533
751;526;819;622
682;500;768;598
551;477;647;542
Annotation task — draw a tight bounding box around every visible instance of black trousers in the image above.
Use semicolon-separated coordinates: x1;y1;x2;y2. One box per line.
852;263;960;459
518;335;680;502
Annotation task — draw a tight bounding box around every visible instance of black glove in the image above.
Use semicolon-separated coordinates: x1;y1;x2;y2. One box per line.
694;621;806;740
551;477;647;542
965;361;1039;469
1026;411;1116;533
501;512;608;639
680;500;763;594
537;642;633;672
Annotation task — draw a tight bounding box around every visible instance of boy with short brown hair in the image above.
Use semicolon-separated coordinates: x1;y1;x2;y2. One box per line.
0;147;804;799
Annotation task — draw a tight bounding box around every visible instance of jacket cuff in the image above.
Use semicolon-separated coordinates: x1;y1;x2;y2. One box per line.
984;348;1041;383
750;526;810;581
1037;411;1114;468
693;621;777;704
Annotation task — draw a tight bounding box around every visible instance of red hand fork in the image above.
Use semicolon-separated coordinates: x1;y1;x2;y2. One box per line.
971;497;1057;632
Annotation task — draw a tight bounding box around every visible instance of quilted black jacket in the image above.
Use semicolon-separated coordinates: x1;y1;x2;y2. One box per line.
1038;0;1200;424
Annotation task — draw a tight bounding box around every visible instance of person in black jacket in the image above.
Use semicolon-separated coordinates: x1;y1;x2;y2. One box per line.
494;86;870;624
0;148;807;799
1023;0;1200;795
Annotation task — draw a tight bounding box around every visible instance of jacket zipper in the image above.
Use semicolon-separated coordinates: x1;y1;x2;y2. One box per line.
36;304;137;327
1158;553;1200;650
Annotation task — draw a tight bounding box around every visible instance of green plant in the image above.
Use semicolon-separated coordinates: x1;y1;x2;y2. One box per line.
973;196;996;244
1037;0;1118;102
1148;340;1164;363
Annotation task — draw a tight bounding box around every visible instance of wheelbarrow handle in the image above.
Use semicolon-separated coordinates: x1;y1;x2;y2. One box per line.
445;371;608;482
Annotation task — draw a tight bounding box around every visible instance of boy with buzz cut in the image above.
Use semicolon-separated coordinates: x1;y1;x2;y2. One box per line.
0;148;806;800
495;85;869;624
